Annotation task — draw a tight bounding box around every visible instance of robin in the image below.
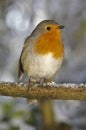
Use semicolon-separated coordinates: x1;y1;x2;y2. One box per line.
18;20;64;86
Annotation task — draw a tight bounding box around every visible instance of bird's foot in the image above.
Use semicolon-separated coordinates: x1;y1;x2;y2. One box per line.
43;81;57;87
27;81;39;91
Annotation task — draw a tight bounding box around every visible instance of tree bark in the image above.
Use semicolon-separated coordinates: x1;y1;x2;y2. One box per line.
0;82;86;100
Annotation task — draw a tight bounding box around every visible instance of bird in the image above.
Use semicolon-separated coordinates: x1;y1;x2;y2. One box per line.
18;20;64;86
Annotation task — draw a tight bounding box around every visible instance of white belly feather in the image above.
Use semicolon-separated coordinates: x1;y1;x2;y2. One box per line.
24;53;63;78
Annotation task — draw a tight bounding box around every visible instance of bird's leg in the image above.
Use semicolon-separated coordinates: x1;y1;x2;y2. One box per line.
39;78;45;86
28;76;40;89
37;78;51;87
28;76;34;87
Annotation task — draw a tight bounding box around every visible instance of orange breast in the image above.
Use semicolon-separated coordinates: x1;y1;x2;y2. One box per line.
34;30;64;59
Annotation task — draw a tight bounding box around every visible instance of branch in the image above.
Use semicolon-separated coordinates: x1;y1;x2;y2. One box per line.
0;82;86;100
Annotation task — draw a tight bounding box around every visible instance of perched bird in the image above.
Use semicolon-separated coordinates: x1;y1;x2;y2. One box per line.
18;20;64;86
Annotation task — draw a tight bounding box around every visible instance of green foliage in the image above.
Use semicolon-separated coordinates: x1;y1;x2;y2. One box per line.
10;126;20;130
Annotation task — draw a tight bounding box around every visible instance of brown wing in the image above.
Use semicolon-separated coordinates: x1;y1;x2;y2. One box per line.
18;37;29;80
18;35;32;80
18;56;24;80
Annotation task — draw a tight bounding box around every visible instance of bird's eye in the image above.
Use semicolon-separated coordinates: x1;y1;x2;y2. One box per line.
46;26;51;30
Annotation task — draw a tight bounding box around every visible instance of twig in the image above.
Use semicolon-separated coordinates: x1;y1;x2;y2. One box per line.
0;82;86;100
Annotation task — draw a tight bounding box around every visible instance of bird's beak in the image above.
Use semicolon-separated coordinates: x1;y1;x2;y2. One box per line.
58;25;64;29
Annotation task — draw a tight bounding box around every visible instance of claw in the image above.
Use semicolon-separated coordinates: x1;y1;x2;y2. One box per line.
43;81;57;87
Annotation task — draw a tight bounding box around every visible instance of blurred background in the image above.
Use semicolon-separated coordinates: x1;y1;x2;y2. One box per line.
0;0;86;130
